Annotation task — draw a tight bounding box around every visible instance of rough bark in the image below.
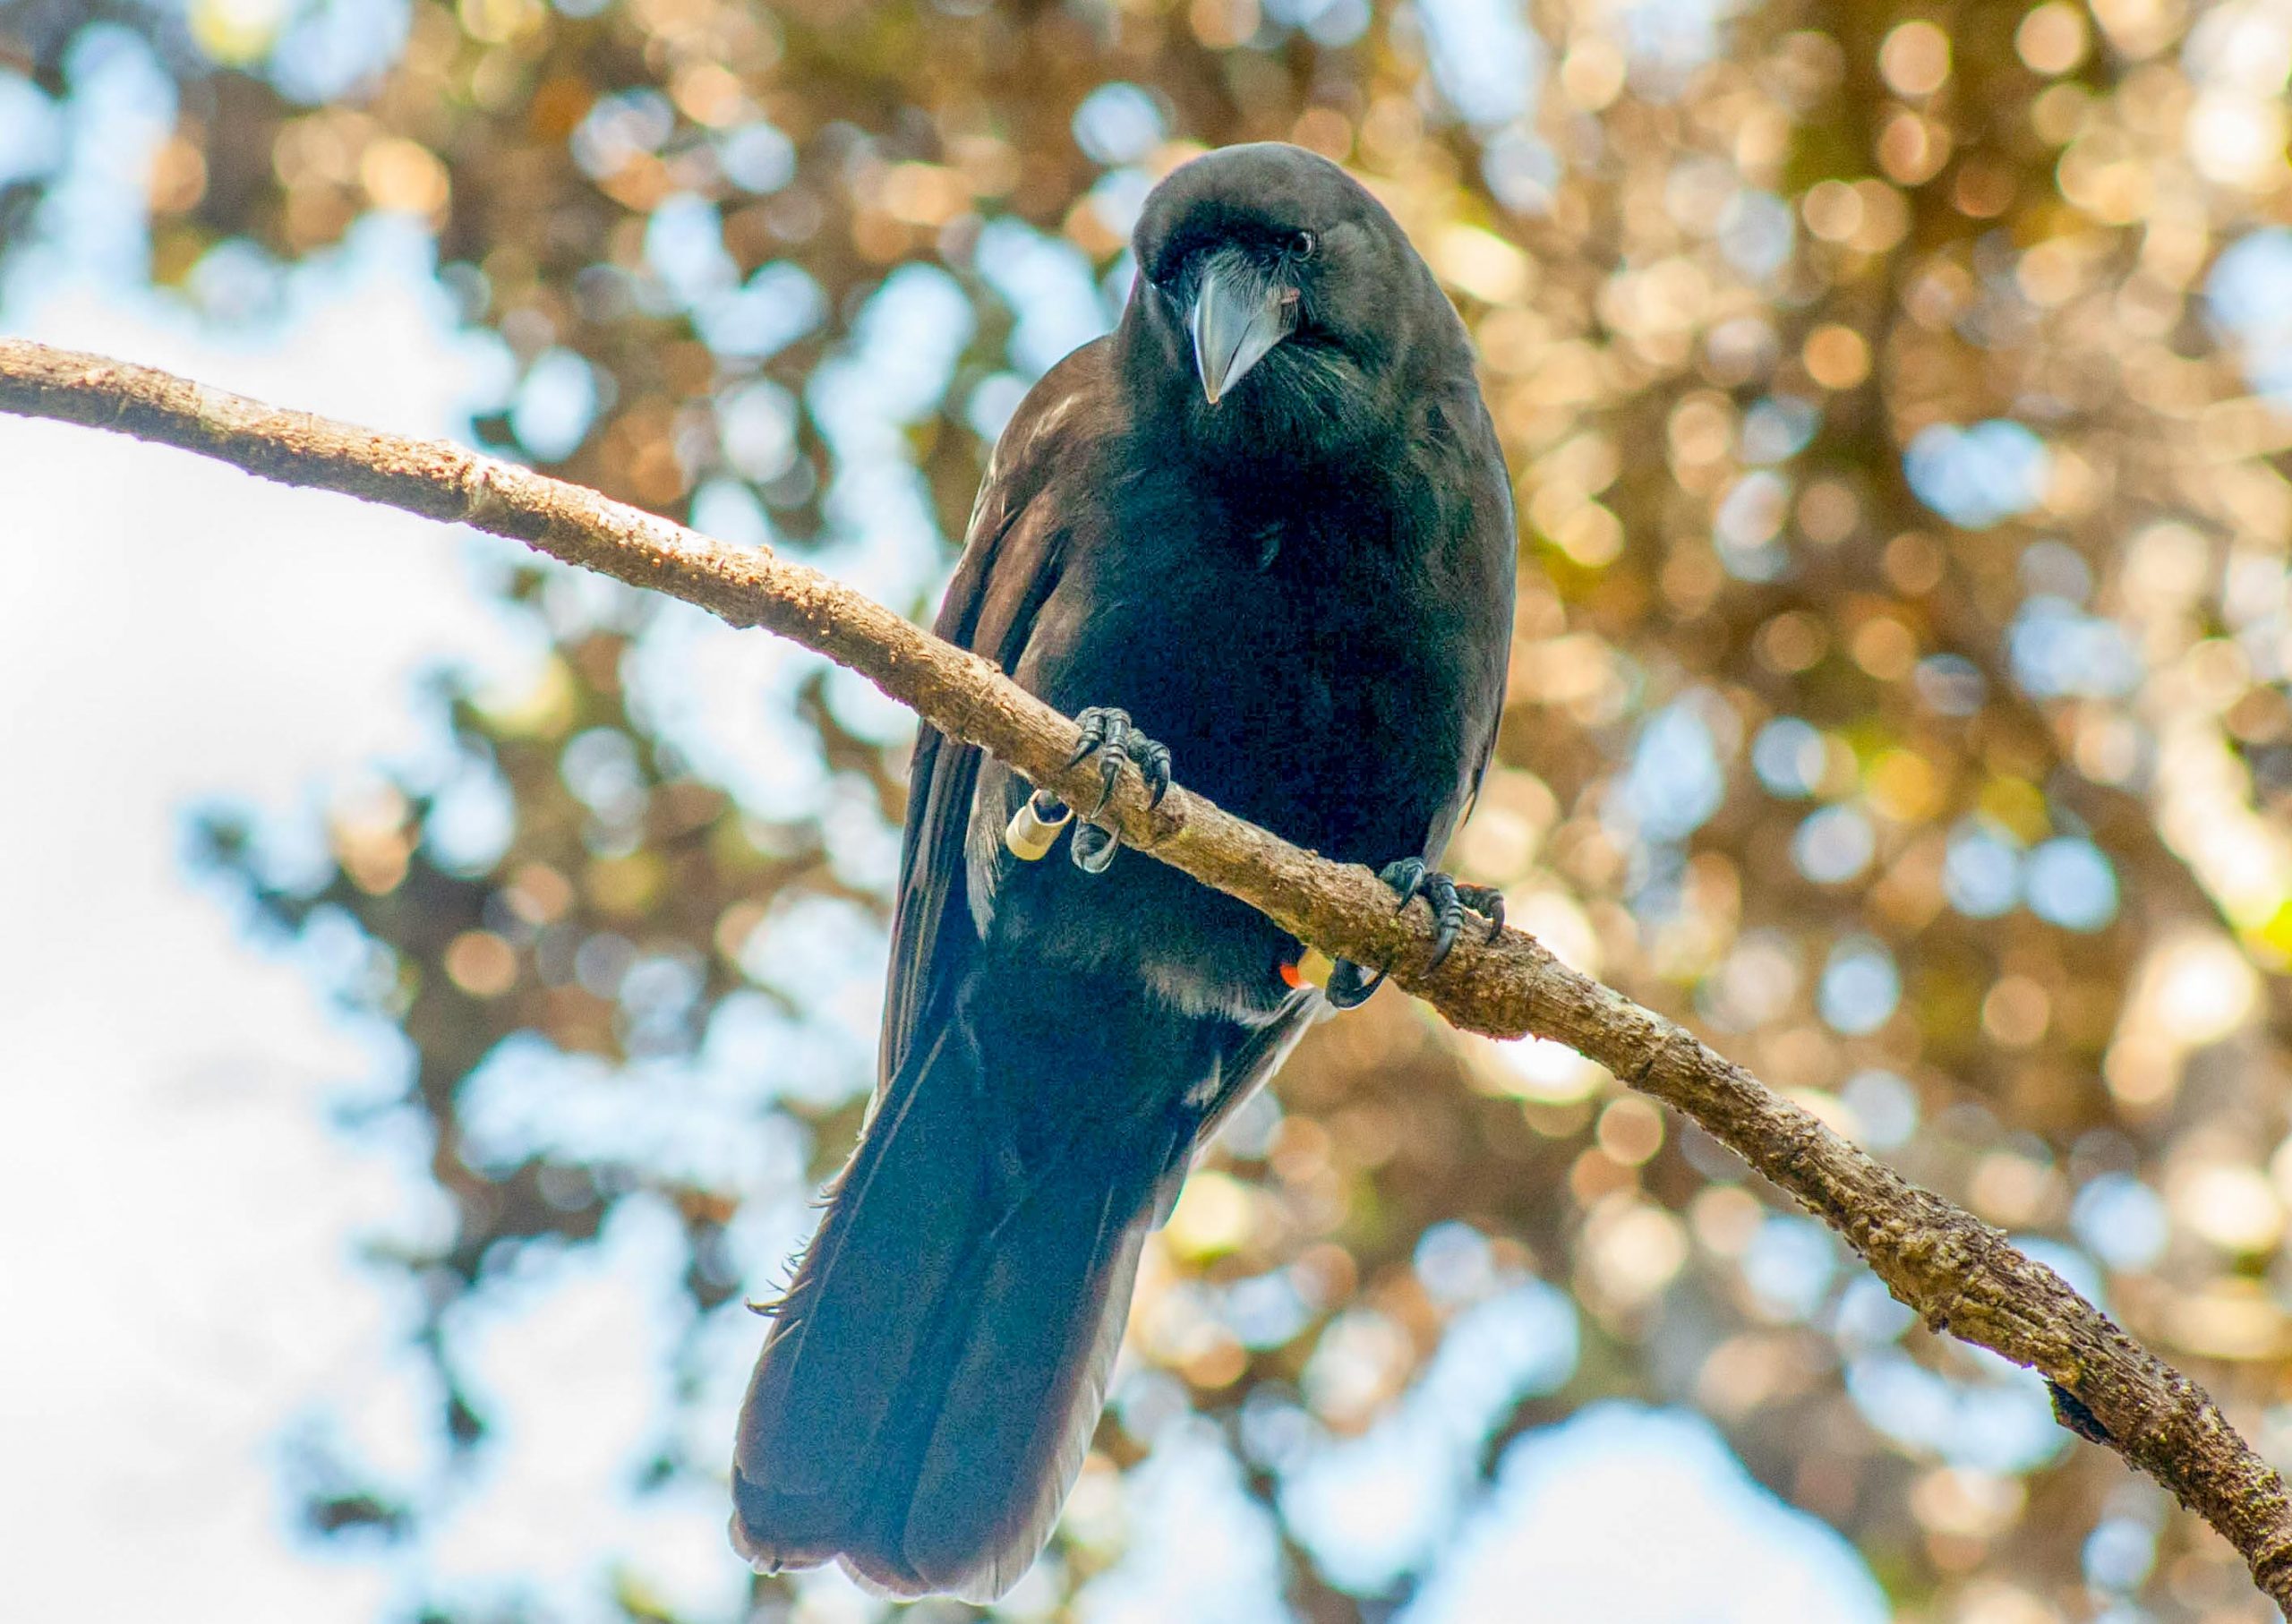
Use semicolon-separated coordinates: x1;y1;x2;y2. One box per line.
4;337;2287;1610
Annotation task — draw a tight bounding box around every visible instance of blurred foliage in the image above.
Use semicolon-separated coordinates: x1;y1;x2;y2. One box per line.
8;0;2292;1617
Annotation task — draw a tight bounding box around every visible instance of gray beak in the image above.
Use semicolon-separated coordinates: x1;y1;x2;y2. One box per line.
1187;253;1298;406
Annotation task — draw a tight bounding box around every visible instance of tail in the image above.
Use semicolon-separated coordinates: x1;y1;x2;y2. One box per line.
731;1021;1167;1602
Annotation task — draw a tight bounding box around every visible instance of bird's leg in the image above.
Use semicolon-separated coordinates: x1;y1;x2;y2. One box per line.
1005;707;1173;872
1323;859;1506;1009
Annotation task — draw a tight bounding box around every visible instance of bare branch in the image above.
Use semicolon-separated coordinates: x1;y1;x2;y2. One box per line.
4;337;2287;1611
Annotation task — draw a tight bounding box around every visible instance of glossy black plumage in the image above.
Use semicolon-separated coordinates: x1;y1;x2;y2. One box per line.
731;142;1517;1601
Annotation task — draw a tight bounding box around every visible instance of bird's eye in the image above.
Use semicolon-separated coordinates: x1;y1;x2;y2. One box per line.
1292;230;1318;258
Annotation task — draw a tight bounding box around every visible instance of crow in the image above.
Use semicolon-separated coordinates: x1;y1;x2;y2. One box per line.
731;141;1517;1601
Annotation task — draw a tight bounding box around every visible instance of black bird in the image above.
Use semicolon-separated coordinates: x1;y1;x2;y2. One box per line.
731;141;1517;1600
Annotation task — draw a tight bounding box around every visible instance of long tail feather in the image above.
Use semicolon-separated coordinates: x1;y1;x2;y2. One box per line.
730;1018;1169;1601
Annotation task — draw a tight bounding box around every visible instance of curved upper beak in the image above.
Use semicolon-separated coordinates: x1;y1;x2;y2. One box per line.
1186;254;1298;406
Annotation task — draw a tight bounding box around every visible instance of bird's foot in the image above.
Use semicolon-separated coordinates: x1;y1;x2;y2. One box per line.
1005;707;1172;874
1066;706;1173;816
1064;706;1169;874
1324;859;1505;1010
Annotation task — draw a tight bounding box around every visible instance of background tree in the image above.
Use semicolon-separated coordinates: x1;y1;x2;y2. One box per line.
4;0;2291;1619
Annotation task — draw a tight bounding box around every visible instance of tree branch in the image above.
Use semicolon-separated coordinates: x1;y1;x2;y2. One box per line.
4;336;2287;1610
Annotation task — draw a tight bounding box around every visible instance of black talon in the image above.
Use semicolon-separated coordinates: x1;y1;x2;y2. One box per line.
1064;708;1110;772
1324;860;1506;1002
1457;882;1507;943
1072;822;1118;874
1324;957;1388;1010
1428;885;1467;970
1090;711;1130;815
1138;741;1173;808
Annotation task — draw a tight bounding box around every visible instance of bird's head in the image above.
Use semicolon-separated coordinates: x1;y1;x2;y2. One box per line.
1122;142;1467;463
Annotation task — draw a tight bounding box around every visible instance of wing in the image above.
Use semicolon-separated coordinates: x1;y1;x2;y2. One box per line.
1415;385;1519;867
1462;393;1518;801
878;341;1116;1087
